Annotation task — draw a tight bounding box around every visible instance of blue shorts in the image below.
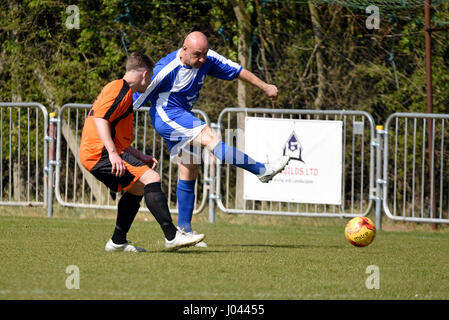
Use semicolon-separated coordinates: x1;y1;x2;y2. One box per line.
150;106;206;160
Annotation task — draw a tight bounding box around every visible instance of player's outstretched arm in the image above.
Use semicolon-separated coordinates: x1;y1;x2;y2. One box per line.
238;68;278;100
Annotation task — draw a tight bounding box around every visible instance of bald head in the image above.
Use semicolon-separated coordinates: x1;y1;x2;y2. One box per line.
184;31;208;49
180;32;209;68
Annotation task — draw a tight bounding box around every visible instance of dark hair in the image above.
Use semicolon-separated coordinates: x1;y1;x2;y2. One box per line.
125;52;155;71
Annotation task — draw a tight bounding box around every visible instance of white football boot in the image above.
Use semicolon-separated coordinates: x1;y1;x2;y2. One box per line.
165;229;205;251
258;155;290;183
192;230;208;248
176;228;208;248
105;239;146;252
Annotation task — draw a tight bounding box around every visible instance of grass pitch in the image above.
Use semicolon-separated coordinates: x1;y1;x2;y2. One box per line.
1;209;449;300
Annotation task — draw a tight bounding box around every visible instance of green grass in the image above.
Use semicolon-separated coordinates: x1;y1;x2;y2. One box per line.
1;209;449;300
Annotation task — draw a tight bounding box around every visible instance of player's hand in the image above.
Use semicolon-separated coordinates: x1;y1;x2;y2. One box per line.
141;154;158;169
264;84;278;101
109;152;126;177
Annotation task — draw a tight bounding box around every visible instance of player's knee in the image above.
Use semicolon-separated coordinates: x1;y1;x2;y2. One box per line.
198;126;221;150
139;169;161;185
178;163;199;180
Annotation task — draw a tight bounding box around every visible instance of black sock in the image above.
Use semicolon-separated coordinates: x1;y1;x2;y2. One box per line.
111;192;143;244
144;182;177;241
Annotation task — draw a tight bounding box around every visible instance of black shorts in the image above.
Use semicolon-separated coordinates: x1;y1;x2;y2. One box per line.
90;148;150;192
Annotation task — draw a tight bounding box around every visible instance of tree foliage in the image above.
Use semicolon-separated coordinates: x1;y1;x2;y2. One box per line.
1;0;448;119
1;0;449;207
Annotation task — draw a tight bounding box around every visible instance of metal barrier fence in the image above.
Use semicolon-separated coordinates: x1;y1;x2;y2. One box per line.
382;113;449;224
210;108;377;221
2;102;449;227
0;102;48;207
51;103;210;216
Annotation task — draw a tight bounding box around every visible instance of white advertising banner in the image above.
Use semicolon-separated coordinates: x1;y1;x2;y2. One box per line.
243;117;343;205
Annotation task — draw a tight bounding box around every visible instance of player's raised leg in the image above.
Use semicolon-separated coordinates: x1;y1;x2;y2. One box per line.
195;125;290;183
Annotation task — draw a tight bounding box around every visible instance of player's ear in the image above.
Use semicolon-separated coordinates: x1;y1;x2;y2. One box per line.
141;69;148;80
144;69;153;83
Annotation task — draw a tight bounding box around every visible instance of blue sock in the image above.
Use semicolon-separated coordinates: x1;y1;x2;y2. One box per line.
176;179;196;233
212;141;266;175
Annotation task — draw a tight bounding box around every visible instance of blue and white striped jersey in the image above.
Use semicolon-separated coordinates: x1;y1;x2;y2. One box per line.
133;48;242;112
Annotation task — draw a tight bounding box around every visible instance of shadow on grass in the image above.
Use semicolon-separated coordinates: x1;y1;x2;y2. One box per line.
214;243;344;249
144;243;345;254
144;249;235;254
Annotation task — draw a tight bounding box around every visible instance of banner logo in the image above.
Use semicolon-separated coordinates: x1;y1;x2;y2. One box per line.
283;131;305;163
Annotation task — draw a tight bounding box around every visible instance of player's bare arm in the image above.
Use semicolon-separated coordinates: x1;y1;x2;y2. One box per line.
238;68;278;100
124;146;158;169
93;117;126;177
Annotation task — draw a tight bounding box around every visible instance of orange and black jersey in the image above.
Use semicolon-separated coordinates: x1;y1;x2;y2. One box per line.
80;79;134;171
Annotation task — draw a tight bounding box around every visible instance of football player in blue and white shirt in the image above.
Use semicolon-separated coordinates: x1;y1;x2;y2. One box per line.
134;32;289;245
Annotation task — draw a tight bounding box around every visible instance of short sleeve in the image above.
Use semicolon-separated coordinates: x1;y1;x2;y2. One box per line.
206;49;243;81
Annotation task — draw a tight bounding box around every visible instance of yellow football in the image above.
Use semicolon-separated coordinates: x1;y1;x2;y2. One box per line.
345;217;376;247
